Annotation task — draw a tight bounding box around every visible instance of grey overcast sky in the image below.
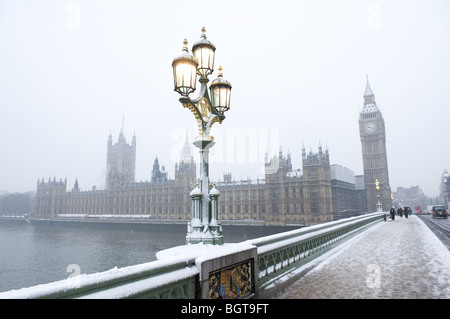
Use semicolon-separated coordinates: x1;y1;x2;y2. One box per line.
0;0;449;197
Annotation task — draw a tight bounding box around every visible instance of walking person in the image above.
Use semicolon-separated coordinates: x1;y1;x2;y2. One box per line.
390;208;395;221
397;207;402;218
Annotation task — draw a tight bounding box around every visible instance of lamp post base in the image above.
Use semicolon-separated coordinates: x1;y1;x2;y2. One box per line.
185;136;224;245
376;196;383;212
186;227;224;245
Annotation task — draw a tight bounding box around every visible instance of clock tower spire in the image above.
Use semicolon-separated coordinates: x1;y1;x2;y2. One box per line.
359;76;392;212
362;75;378;112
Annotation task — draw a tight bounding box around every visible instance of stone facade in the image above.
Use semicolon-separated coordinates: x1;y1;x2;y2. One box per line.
34;131;357;226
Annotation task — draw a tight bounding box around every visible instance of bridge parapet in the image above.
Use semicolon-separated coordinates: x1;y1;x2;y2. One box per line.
0;255;200;299
245;212;384;295
0;212;384;299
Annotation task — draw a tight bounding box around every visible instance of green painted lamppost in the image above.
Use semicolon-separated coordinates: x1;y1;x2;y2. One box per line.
172;27;232;245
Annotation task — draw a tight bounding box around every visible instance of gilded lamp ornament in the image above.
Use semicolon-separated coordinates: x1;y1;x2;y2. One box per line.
172;27;232;245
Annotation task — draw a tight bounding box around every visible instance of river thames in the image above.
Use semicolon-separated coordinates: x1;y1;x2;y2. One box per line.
0;221;297;293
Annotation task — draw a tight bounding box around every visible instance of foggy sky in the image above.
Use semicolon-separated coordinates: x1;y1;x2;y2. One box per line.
0;0;449;197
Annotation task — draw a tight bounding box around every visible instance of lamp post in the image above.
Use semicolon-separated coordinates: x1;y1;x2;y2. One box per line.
391;193;394;209
375;179;382;212
172;27;232;245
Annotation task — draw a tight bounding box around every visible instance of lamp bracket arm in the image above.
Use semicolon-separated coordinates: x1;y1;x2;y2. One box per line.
205;115;219;135
179;78;225;136
190;80;209;105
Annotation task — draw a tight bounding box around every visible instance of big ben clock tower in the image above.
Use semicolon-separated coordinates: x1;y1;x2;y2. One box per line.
359;76;392;212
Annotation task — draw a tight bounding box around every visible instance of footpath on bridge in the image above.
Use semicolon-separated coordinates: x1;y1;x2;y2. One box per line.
275;215;450;299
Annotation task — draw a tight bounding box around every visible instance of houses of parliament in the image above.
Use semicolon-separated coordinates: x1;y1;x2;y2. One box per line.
34;78;392;226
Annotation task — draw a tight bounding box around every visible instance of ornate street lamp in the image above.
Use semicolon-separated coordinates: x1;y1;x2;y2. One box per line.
375;179;382;212
172;39;198;97
172;27;232;245
192;27;216;79
209;66;232;115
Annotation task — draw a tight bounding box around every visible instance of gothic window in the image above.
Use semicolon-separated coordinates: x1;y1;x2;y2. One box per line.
271;189;278;200
272;204;278;214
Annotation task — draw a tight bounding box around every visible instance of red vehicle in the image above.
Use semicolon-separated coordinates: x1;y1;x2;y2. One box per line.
415;206;423;215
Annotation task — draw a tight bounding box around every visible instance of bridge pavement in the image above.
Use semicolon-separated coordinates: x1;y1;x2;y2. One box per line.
275;215;450;299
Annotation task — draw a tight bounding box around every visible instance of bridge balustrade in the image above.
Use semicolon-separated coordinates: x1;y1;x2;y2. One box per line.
0;212;384;299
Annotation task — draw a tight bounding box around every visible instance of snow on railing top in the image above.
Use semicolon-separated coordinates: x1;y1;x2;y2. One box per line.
0;254;198;299
244;212;385;248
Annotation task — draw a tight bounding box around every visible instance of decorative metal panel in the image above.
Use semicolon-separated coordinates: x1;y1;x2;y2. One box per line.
208;259;254;299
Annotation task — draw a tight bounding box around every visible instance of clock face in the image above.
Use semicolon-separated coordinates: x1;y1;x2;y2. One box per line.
364;122;377;134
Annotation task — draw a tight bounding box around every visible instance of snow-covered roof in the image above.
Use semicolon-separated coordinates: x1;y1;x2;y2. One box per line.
217;179;265;187
286;170;302;178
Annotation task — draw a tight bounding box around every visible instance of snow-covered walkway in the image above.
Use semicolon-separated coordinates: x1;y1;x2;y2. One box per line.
276;215;450;299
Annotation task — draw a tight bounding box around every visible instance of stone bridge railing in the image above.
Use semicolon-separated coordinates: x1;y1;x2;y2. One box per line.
0;212;384;299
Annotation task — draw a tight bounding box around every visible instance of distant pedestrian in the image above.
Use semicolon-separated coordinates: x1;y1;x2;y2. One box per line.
384;212;387;222
405;207;411;218
390;208;395;221
397;207;402;218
